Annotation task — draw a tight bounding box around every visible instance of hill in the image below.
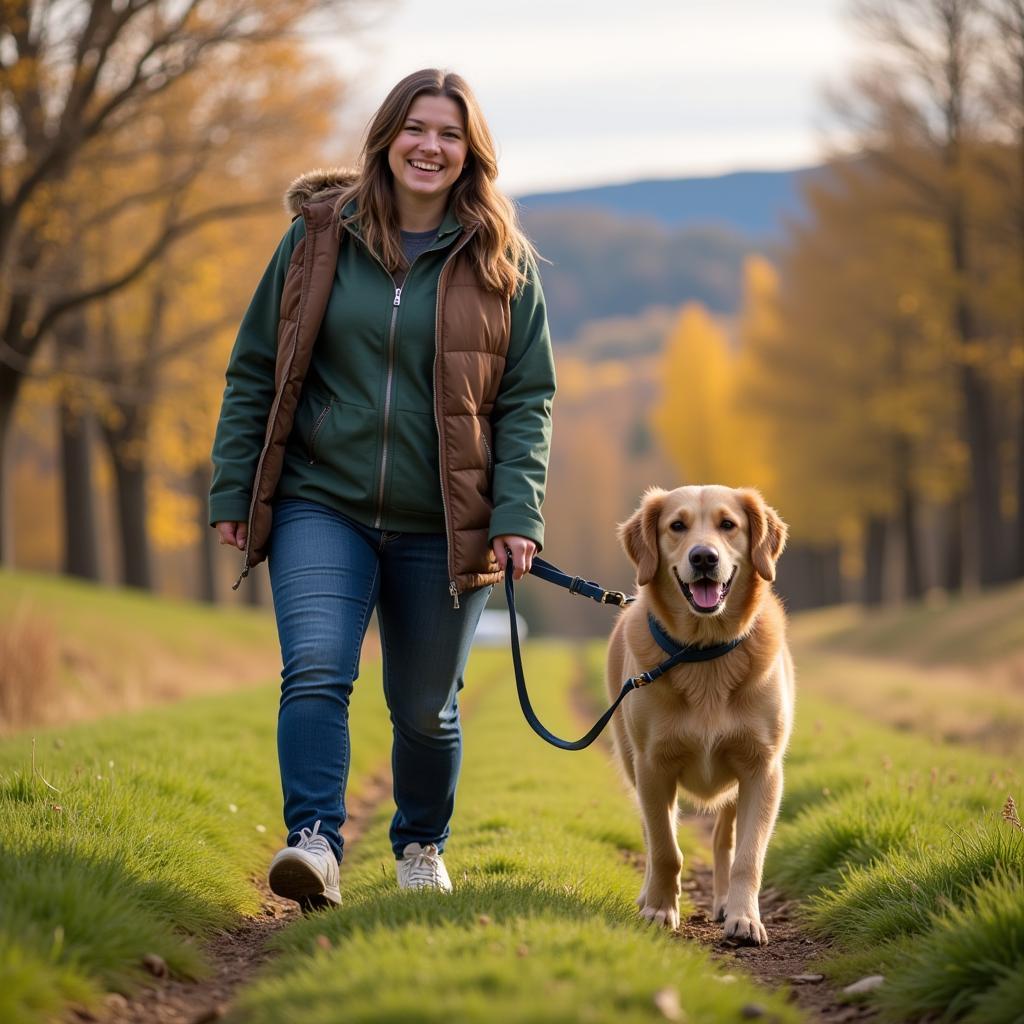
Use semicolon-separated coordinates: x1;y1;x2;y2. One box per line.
0;568;281;732
516;165;820;241
519;207;751;340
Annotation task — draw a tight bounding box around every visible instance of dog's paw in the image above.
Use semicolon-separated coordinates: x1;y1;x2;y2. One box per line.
713;897;728;923
723;910;768;946
639;900;680;930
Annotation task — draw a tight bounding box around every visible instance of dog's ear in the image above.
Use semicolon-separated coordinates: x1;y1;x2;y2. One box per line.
739;489;788;583
618;488;667;587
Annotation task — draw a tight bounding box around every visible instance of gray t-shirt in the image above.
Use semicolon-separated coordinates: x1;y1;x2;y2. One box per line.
394;226;439;286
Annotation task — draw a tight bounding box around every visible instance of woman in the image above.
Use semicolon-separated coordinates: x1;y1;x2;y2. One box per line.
209;68;555;910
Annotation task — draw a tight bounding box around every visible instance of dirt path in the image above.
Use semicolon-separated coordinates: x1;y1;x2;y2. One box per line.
72;769;393;1024
676;815;877;1024
75;655;502;1024
570;662;876;1024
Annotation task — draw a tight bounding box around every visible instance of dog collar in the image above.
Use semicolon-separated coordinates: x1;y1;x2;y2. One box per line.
647;613;744;662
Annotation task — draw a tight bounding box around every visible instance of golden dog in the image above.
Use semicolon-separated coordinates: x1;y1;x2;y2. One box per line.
606;484;792;944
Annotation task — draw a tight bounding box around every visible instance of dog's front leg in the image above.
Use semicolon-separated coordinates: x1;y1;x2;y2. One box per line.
723;765;782;945
711;801;736;921
635;759;682;930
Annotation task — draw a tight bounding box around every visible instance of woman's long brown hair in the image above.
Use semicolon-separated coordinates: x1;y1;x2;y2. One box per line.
333;68;536;298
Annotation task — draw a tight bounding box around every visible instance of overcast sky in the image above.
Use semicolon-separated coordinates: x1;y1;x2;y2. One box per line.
323;0;858;195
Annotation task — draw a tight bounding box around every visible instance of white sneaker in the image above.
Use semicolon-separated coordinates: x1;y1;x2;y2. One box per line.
268;820;341;910
396;842;453;893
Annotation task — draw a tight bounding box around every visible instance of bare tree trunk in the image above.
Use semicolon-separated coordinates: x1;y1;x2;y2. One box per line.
894;437;925;600
775;543;827;612
818;543;844;606
942;496;965;591
110;447;152;590
950;215;1004;585
193;462;217;603
59;400;102;581
941;2;1003;583
54;314;102;581
0;379;16;567
863;515;888;607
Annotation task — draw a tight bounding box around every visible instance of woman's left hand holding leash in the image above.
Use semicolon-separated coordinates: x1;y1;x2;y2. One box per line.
492;535;536;581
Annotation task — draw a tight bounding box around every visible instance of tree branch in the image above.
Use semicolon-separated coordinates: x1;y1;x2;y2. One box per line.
33;197;272;339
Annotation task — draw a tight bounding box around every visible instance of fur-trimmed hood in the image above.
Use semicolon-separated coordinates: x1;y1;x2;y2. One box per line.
283;167;358;217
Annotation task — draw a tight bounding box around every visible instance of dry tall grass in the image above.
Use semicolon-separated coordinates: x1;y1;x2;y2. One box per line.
0;601;57;732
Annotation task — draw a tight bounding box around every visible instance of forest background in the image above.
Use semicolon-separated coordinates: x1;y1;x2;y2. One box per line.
2;0;1023;637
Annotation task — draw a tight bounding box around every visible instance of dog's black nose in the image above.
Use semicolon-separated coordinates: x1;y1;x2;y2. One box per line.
689;546;719;572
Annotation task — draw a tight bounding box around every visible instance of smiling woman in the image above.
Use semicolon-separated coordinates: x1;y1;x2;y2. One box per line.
387;95;470;221
208;68;556;912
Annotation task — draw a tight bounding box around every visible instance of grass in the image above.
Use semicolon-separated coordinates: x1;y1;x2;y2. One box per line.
766;689;1022;1022
230;642;799;1024
0;637;427;1024
788;579;1024;667
581;622;1024;1022
0;568;282;730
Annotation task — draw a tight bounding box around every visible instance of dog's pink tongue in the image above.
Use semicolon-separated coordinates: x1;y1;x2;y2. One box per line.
692;580;723;609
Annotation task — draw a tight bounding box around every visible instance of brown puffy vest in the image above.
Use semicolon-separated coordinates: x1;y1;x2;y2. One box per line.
235;179;512;597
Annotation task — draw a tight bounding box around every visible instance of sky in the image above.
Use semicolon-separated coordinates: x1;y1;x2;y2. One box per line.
322;0;860;196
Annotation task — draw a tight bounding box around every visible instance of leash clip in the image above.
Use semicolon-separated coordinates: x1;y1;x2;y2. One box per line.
630;674;651;688
600;589;629;606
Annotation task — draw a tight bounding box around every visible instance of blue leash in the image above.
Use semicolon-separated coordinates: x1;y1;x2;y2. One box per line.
503;555;743;751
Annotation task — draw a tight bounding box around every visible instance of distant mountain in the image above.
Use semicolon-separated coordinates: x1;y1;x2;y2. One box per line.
515;166;821;241
519;207;752;341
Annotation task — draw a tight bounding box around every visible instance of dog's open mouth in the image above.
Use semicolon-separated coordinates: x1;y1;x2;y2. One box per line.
673;566;737;614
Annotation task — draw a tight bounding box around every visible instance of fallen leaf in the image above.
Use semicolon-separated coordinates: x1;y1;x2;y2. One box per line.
142;953;168;978
653;986;684;1021
842;974;885;996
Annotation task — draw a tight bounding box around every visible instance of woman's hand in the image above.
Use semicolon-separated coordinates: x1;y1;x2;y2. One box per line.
492;535;536;581
215;521;248;550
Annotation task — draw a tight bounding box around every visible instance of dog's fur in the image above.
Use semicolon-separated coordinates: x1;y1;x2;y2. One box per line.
606;485;793;944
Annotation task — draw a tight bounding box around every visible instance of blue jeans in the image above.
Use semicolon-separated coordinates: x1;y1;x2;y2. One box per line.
268;498;490;862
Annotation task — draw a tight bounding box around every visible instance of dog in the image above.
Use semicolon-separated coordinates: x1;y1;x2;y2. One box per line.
606;484;792;944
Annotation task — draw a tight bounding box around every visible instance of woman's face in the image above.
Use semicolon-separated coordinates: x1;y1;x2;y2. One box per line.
387;93;469;206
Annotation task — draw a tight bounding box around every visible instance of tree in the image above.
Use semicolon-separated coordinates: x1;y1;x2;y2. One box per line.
651;302;765;488
837;0;1004;583
0;0;359;563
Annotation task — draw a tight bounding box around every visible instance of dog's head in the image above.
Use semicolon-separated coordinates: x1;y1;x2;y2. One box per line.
618;485;787;619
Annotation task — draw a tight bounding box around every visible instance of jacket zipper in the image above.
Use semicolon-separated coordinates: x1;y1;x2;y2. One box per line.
432;227;478;608
374;286;402;527
346;233;432;531
308;400;332;465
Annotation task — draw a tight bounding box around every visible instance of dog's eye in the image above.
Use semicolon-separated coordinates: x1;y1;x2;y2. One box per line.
721;519;736;530
669;521;685;532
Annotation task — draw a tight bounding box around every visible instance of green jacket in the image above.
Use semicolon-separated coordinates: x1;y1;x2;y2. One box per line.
209;187;556;566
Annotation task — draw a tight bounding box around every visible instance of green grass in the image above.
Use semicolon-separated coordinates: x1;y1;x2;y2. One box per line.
0;644;410;1024
0;567;279;659
230;642;800;1024
0;568;282;728
582;633;1024;1022
789;580;1024;666
766;690;1022;1021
